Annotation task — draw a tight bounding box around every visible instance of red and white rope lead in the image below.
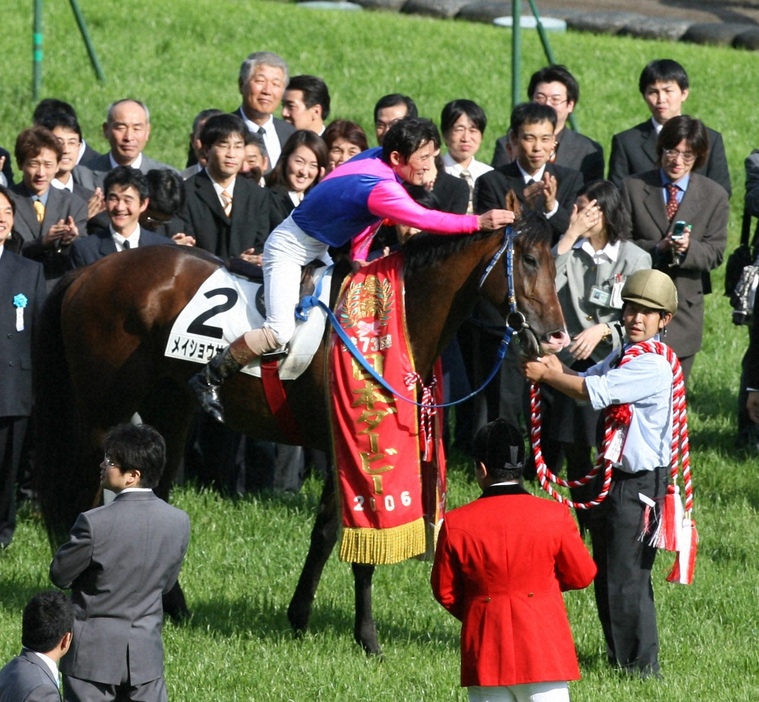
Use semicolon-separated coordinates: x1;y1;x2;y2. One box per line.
530;341;693;514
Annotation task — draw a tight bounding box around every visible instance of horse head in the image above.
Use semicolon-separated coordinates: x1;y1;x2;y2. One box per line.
480;209;569;359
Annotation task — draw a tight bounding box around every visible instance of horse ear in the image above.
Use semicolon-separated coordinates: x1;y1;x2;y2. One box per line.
504;189;522;219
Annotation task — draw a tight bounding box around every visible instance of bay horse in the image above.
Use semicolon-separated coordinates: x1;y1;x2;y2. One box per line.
33;210;567;655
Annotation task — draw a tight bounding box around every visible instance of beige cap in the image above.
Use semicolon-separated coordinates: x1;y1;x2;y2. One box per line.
621;269;678;315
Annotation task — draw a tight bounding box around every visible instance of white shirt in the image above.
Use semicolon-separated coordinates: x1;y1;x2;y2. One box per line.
109;151;143;171
31;650;59;681
575;237;621;265
238;109;281;167
110;224;141;251
51;177;74;192
441;153;492;182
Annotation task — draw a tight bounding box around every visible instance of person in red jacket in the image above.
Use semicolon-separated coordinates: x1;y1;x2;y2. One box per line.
431;419;596;702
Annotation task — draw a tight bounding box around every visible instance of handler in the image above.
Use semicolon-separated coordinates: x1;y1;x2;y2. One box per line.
431;419;596;702
190;117;514;422
523;269;678;678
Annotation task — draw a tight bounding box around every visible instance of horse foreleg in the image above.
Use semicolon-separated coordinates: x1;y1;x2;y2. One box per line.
352;562;380;655
287;473;338;635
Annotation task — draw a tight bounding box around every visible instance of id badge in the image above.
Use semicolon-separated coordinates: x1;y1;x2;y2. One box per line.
589;285;611;307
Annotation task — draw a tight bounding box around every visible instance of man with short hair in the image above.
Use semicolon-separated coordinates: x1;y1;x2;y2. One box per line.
608;58;731;196
373;93;418;146
181;108;224;179
33;97;103;166
50;423;190;702
524;269;681;678
235;51;295;167
11;126;88;283
432;419;596;701
181;113;276;261
67;167;174;269
491;64;605;183
282;75;330;135
476;102;583;242
0;590;74;702
86;99;175;178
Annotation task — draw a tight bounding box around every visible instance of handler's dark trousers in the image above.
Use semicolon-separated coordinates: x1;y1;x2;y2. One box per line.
589;466;668;675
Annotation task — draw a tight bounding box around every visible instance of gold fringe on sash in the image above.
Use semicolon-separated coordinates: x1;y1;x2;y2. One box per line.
339;517;427;565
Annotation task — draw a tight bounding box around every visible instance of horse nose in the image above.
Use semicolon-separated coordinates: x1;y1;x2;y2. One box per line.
540;329;570;354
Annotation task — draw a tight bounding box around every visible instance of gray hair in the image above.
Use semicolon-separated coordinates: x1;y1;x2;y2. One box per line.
239;51;289;86
106;98;150;125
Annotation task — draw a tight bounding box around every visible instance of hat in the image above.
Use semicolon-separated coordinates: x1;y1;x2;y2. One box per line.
473;419;525;474
621;269;678;316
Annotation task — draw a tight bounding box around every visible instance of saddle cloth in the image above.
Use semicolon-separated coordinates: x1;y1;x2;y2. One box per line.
165;266;333;380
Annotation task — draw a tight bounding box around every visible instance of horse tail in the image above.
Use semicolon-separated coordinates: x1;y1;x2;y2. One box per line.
33;271;86;549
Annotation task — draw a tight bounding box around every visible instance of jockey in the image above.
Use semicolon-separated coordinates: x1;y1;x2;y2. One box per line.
190;117;515;422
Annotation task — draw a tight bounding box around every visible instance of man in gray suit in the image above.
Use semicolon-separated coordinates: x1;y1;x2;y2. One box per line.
85;99;175;185
50;424;190;702
0;590;74;702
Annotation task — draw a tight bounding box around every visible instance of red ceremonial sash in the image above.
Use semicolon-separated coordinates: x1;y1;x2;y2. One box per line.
328;252;446;565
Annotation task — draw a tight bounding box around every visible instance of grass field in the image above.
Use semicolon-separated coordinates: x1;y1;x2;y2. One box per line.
2;1;759;700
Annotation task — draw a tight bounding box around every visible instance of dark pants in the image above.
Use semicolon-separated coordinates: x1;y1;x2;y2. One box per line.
589;466;668;675
64;673;167;702
0;416;29;547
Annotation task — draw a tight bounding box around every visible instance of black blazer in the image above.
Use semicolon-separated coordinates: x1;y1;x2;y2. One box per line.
609;119;731;197
181;171;278;258
67;226;174;269
0;146;14;186
491;128;604;184
433;171;470;215
0;250;46;416
475;161;584;242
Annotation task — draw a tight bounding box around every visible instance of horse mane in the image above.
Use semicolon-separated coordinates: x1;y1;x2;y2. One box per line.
402;209;553;275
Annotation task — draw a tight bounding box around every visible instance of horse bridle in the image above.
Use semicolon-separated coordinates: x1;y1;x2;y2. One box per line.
477;225;541;359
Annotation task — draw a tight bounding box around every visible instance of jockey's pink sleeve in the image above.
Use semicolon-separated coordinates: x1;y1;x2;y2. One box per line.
350;224;381;262
366;180;480;235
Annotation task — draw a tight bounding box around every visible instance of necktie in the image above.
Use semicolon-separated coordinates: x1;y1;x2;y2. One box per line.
460;169;474;214
666;183;679;221
258;126;266;136
220;189;232;217
122;239;131;250
33;199;45;223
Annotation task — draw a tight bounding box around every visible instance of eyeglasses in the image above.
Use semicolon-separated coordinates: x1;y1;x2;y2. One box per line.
103;456;119;467
663;149;695;164
533;93;568;107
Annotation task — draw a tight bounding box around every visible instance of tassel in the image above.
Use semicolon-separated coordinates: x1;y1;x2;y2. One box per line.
666;518;698;585
658;485;683;552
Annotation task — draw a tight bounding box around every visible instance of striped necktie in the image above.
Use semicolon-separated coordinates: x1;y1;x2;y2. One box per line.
460;169;474;214
220;189;232;217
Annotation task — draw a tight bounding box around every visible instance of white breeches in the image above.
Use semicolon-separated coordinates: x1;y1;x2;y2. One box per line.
467;682;570;702
262;215;332;347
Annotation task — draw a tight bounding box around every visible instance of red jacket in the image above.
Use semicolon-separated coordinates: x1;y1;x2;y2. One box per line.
431;484;596;687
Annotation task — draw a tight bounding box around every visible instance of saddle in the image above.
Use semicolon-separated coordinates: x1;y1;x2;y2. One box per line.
224;257;326;308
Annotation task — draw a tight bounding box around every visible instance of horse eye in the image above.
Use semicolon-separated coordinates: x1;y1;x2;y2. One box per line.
523;254;537;267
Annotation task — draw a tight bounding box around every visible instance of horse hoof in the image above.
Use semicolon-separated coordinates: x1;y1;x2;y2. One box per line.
287;600;311;635
355;625;381;656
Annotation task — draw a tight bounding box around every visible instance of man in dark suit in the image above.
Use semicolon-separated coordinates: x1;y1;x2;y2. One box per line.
476;102;583;242
32;98;103;166
0;146;14;187
745;308;759;430
84;99;175;184
68;168;174;269
621;116;728;381
50;423;190;702
609;59;731;197
182;113;276;260
0;186;46;548
234;51;295;168
0;591;74;702
491;64;605;183
11;127;88;286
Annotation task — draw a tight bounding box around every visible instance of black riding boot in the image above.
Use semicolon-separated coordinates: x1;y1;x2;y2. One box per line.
189;337;254;423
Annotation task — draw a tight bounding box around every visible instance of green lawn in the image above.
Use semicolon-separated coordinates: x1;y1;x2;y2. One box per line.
2;1;759;700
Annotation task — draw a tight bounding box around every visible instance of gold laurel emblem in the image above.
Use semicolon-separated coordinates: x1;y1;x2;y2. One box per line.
340;275;394;329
